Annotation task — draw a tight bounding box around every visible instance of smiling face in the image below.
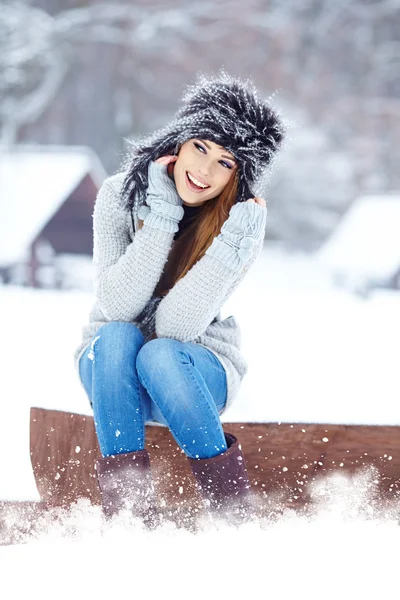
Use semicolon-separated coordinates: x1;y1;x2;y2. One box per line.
170;138;238;206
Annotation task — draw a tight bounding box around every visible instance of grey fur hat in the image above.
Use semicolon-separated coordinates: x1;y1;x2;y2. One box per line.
120;68;286;219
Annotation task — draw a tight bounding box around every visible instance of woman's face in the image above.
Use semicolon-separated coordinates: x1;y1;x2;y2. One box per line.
171;139;237;206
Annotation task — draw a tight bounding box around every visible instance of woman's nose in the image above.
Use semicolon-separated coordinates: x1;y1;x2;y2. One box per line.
199;159;214;178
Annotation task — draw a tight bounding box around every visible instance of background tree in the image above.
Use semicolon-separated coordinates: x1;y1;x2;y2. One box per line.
1;0;399;250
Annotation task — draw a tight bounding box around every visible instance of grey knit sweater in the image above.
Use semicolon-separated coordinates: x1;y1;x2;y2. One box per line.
74;161;267;418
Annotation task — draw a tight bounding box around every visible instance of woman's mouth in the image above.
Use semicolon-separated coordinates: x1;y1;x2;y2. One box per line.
185;171;210;193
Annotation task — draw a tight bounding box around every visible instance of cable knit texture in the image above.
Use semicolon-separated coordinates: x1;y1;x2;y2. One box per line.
74;163;267;421
137;162;184;232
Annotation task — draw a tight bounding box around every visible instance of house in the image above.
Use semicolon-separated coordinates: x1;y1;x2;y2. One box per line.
0;145;107;291
316;193;400;296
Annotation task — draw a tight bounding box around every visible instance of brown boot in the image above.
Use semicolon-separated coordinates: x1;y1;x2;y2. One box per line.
95;449;159;527
187;432;253;525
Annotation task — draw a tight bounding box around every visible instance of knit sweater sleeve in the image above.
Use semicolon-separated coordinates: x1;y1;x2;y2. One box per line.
93;169;184;321
154;202;267;341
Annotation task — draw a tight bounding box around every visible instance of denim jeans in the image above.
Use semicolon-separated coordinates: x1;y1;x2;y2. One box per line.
78;321;228;459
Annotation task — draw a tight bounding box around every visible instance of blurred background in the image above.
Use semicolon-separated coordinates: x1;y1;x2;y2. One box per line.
1;0;400;289
0;0;399;501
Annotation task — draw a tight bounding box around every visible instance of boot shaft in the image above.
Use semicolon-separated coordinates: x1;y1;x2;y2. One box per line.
95;450;155;519
187;432;252;516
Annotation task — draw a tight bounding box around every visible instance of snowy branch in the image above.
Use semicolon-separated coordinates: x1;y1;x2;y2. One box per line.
0;1;241;144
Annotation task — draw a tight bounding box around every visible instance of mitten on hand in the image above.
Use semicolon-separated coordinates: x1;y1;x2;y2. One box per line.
138;161;184;231
205;201;267;272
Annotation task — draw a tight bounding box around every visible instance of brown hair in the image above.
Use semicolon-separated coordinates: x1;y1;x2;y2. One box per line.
138;168;239;292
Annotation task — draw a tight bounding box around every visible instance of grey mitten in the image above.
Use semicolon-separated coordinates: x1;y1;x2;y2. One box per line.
138;162;184;232
206;201;267;271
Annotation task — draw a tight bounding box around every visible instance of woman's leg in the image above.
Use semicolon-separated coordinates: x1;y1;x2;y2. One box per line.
78;321;152;457
136;338;228;459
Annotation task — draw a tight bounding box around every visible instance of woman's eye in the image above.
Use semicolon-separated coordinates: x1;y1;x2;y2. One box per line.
194;142;206;153
194;142;232;169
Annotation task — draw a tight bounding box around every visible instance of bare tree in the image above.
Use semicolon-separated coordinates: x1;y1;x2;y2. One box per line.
2;0;399;248
0;1;239;144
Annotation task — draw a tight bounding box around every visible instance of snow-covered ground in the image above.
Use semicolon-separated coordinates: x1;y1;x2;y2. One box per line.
1;248;399;598
1;489;400;599
1;247;399;502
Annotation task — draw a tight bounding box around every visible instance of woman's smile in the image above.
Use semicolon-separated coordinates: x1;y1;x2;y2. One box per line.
185;170;211;193
172;138;237;207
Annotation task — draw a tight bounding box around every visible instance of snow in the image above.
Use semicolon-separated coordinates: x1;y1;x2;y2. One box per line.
0;145;107;265
316;193;400;280
1;247;399;503
1;484;400;598
1;248;400;597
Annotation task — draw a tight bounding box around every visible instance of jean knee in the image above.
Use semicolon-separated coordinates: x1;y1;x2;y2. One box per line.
98;321;144;339
136;337;181;376
95;322;144;370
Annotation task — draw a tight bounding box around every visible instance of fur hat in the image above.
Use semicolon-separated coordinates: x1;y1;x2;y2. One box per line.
119;68;286;218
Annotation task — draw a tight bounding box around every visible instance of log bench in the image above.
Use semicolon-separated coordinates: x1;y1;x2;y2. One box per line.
2;409;399;546
29;407;400;512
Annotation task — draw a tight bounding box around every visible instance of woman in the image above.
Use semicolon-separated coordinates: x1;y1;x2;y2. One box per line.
74;69;285;525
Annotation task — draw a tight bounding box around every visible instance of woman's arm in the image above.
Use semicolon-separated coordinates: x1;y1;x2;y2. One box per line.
154;201;267;341
93;162;184;321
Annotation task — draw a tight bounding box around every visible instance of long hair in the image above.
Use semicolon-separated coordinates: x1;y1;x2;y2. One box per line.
137;166;239;292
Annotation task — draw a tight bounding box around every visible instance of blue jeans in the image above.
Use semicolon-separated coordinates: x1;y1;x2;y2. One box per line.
78;321;228;459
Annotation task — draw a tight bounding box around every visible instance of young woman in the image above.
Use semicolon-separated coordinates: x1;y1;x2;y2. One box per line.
74;69;285;525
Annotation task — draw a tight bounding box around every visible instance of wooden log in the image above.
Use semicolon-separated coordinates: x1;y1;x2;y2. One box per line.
30;407;400;510
29;407;200;510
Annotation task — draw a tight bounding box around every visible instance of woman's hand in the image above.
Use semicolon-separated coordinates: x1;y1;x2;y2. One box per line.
219;198;267;248
155;155;178;166
143;155;183;220
205;198;267;271
246;196;266;208
155;155;178;180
